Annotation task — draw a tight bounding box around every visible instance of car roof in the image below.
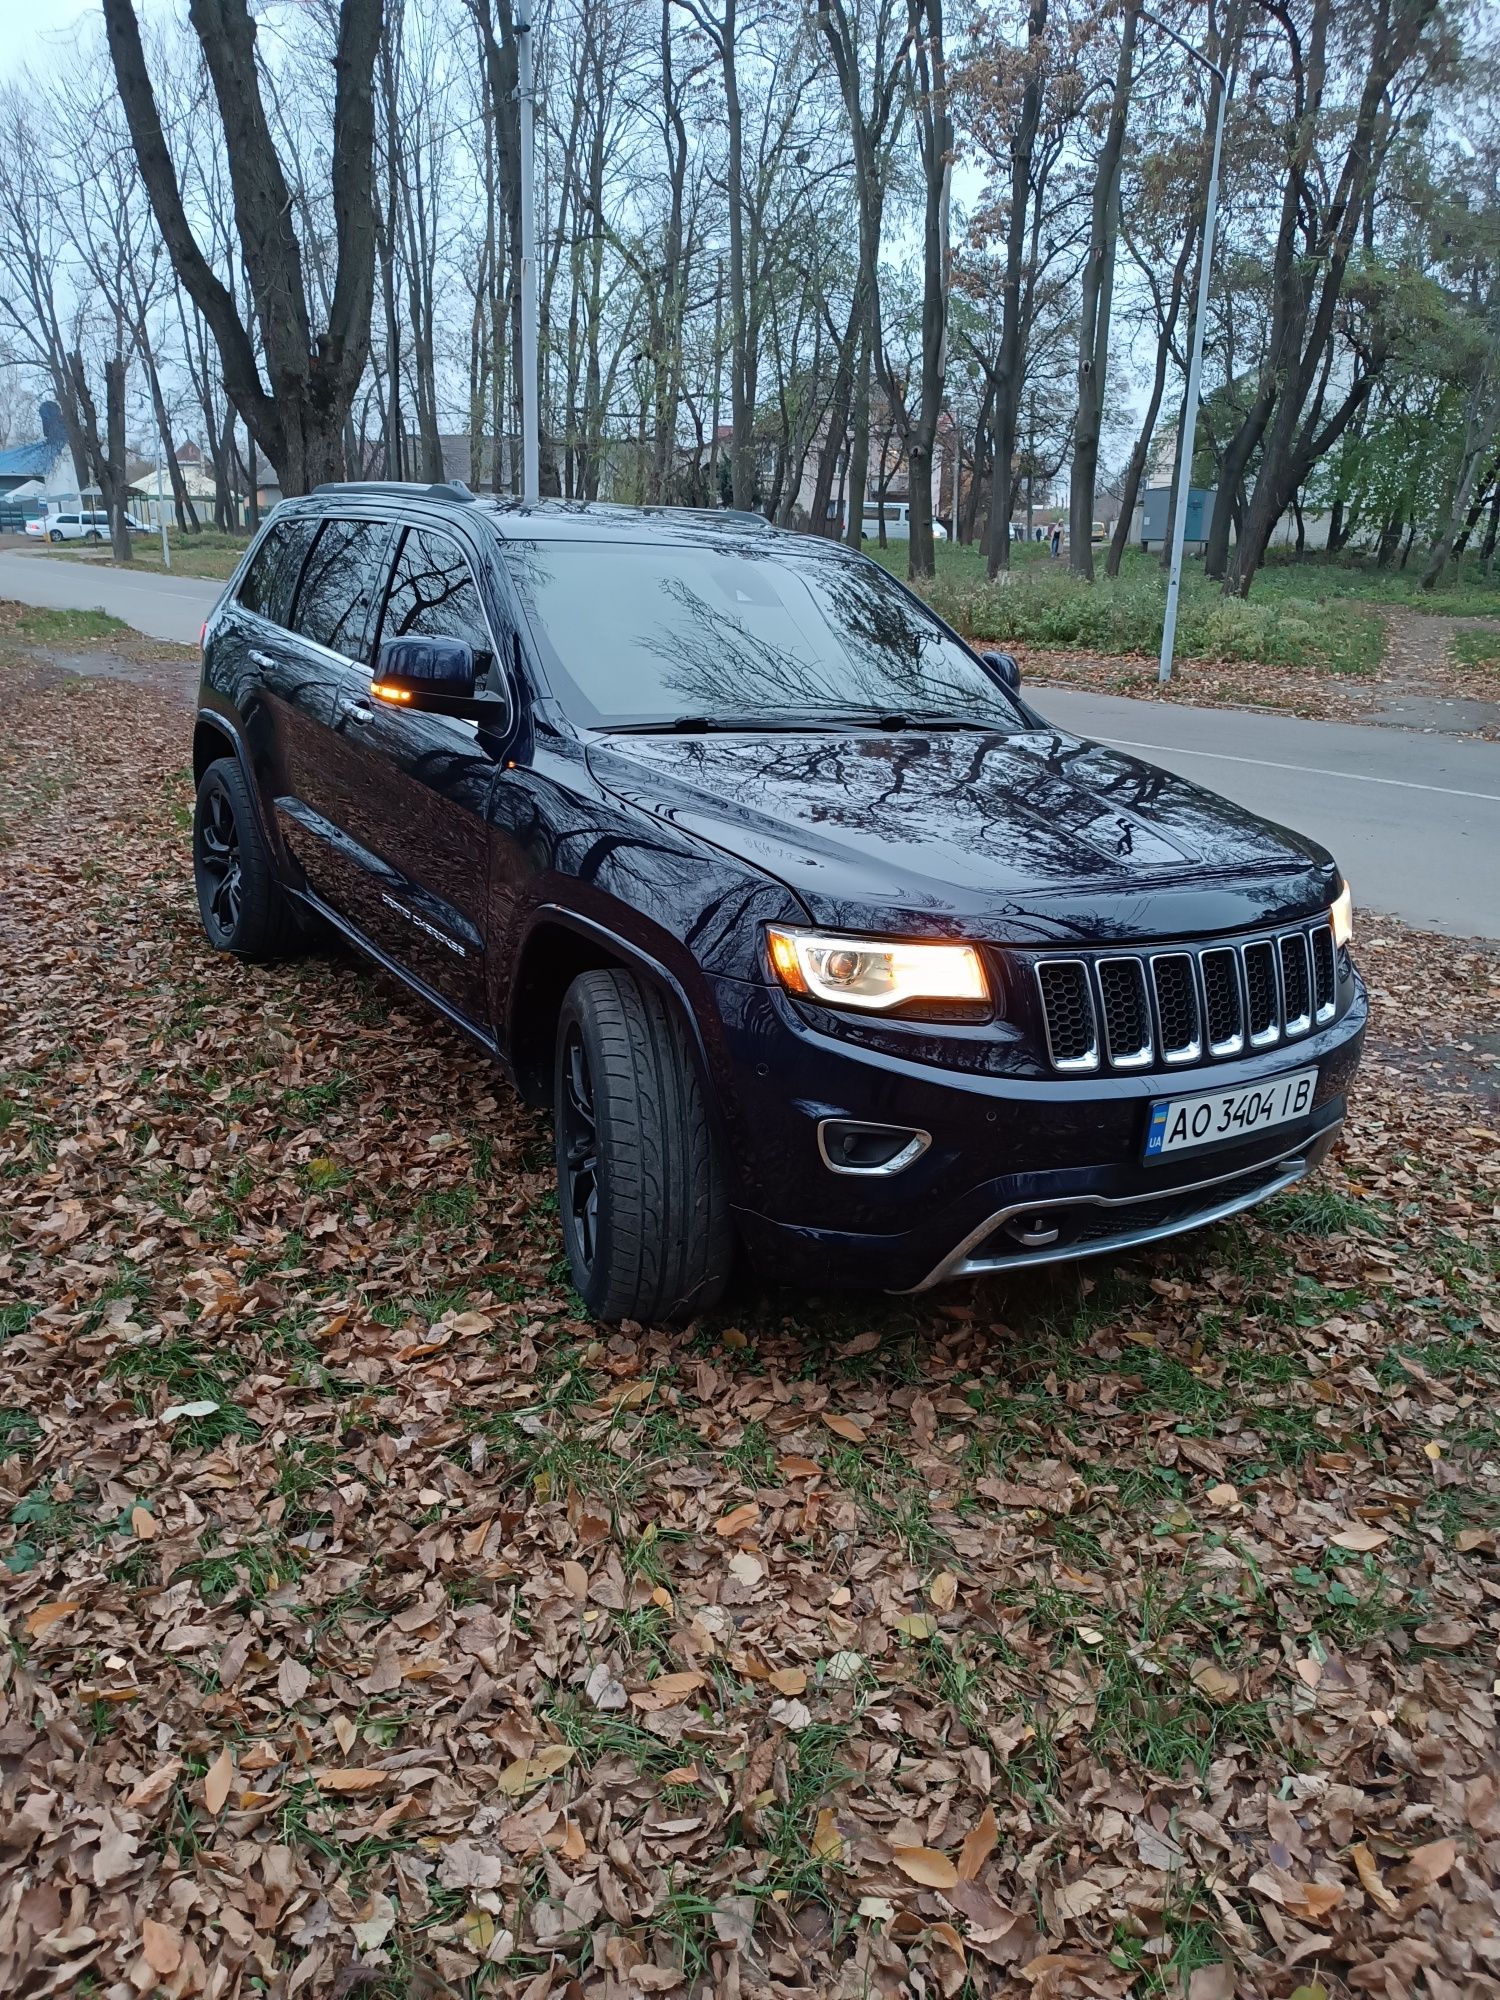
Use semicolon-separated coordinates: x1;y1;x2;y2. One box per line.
291;483;837;552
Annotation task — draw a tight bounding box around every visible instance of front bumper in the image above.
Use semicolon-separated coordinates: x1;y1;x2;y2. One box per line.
710;971;1366;1293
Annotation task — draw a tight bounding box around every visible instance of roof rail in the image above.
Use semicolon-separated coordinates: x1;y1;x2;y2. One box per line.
675;505;770;529
309;479;475;503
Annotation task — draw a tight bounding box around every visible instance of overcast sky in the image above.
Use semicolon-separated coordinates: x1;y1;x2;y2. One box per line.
1;1;105;82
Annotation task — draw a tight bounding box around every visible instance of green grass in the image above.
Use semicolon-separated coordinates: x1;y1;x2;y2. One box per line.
870;541;1500;676
4;605;129;646
1450;624;1500;671
44;526;251;582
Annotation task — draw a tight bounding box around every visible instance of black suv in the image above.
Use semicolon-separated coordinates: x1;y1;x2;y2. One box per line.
192;485;1364;1320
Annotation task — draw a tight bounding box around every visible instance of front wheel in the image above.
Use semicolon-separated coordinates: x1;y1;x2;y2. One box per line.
85;530;102;543
554;970;733;1323
192;757;303;961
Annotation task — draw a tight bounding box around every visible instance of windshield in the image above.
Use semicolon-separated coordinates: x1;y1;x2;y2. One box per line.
497;536;1025;730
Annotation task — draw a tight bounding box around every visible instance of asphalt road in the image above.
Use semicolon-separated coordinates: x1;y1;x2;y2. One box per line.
2;549;1496;939
0;548;221;646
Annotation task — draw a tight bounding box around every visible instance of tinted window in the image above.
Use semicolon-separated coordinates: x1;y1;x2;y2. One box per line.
378;528;495;678
237;516;316;628
291;519;391;661
500;537;1025;730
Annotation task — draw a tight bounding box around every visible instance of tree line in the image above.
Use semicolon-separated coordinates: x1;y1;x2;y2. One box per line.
0;0;1494;597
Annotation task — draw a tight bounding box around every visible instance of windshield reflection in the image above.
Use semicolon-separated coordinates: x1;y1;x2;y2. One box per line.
499;535;1024;730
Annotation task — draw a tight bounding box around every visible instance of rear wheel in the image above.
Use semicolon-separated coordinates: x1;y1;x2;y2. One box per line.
48;530;62;543
193;757;303;960
85;529;102;543
554;969;733;1323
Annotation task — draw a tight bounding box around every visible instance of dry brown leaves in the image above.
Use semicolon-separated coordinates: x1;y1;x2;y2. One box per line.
0;652;1497;1999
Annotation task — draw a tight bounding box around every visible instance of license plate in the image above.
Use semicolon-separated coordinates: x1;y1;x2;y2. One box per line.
1145;1067;1317;1158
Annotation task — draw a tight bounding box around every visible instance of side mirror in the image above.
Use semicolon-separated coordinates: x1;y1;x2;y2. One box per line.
373;635;475;707
981;649;1022;694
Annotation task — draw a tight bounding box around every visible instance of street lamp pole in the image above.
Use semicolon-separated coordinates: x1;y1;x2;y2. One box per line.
1145;11;1229;684
516;0;540;503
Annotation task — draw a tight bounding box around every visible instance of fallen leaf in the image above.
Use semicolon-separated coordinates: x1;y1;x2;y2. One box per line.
277;1657;311;1706
958;1806;997;1881
929;1570;958;1610
24;1601;79;1639
437;1840;505;1891
892;1845;959;1889
894;1612;938;1641
1284;1880;1343;1920
811;1807;843;1862
313;1767;391;1793
131;1505;156;1540
141;1919;182;1976
1404;1836;1457;1885
1352;1842;1399;1915
728;1550;764;1586
713;1502;759;1538
1189;1659;1240;1704
822;1413;866;1443
350;1891;396;1952
203;1745;234;1814
161;1399;220;1423
767;1666;807;1696
496;1744;574;1796
585;1660;627;1710
1328;1524;1389;1552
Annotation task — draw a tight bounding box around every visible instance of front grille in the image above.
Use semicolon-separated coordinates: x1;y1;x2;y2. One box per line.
1152;953;1201;1062
1279;933;1311;1034
1200;947;1244;1055
1097;958;1152;1067
1032;919;1341;1075
1037;960;1098;1069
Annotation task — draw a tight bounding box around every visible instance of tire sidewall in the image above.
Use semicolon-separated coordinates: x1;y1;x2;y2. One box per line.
193;766;243;951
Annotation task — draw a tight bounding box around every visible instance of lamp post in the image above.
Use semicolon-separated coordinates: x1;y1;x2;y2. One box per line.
517;0;539;503
1144;11;1229;684
155;437;170;570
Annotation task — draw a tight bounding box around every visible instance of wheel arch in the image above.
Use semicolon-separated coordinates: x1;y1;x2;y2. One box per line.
505;908;731;1143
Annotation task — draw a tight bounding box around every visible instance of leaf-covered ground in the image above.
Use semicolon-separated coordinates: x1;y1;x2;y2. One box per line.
2;646;1499;2000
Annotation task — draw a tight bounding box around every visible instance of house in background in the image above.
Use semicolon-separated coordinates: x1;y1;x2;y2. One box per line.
0;402;91;520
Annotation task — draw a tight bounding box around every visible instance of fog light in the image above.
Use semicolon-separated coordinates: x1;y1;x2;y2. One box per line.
817;1120;930;1176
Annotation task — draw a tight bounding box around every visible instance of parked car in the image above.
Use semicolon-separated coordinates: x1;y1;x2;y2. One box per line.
191;486;1364;1321
860;500;947;541
35;508;147;543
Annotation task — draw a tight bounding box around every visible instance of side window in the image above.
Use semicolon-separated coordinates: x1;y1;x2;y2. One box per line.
236;516;316;629
377;528;496;680
291;519;391;662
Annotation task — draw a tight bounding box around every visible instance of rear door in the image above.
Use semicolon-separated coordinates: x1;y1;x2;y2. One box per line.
324;523;508;1024
269;515;398;903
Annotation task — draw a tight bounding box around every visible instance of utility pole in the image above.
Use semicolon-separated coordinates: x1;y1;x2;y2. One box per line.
1147;10;1229;684
155;436;170;569
517;0;539;502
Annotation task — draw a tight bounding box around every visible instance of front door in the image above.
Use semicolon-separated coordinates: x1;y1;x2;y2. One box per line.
327;525;507;1026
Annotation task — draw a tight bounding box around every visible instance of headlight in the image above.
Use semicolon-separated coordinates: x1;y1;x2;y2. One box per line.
1331;883;1353;950
767;926;990;1013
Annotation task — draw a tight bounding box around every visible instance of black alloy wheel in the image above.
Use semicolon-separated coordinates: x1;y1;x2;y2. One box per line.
559;1021;601;1281
197;781;243;941
192;757;304;961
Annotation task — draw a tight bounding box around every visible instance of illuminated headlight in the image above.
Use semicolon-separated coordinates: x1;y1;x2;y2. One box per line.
1330;883;1353;951
767;926;990;1013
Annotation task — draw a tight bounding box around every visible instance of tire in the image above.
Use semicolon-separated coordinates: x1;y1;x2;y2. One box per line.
554;969;733;1323
48;530;62;543
85;530;102;543
192;756;303;961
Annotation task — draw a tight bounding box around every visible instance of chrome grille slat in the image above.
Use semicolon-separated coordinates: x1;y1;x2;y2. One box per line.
1096;956;1153;1068
1032;922;1342;1075
1279;932;1312;1036
1151;952;1202;1064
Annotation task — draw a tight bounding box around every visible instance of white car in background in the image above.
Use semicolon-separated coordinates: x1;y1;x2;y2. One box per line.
28;509;147;543
860;500;948;541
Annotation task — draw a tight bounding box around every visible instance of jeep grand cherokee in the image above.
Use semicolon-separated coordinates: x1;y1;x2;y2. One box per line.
191;485;1364;1321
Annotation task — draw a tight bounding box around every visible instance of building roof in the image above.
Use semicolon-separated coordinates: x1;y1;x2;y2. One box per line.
0;438;63;479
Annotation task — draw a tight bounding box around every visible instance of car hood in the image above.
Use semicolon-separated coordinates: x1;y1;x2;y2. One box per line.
585;724;1339;945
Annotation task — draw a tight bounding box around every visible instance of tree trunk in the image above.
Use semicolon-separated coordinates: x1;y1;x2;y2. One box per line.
1069;0;1137;580
986;0;1047;577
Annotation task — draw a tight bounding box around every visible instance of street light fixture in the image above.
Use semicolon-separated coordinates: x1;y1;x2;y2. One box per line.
1143;10;1230;684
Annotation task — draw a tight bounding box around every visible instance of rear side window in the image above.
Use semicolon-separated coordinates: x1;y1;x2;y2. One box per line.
377;528;496;678
291;519;391;662
237;516;315;629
